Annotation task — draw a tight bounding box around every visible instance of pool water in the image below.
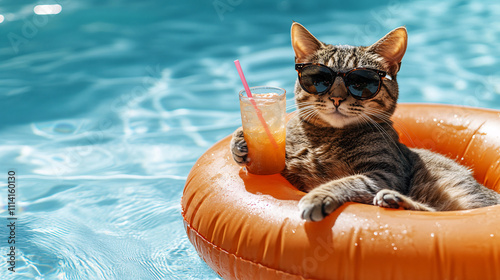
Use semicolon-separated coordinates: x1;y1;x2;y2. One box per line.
0;0;499;279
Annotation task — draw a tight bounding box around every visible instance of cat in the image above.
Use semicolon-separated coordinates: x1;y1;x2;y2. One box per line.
230;22;500;222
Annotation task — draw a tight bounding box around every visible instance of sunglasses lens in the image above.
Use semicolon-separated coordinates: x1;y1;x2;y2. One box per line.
300;65;334;95
346;70;381;99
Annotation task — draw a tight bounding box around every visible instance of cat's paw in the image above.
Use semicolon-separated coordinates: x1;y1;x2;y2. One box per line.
373;189;403;209
299;190;340;222
230;127;249;166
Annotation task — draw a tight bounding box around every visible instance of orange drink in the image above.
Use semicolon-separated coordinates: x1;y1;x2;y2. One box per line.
239;86;286;175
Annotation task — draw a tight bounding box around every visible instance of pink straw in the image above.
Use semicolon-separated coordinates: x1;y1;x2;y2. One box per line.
234;60;279;150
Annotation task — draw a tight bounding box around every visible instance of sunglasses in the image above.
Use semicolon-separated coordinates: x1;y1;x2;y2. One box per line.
295;63;387;100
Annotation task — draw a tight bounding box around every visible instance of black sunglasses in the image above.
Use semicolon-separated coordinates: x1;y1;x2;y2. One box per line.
295;63;387;100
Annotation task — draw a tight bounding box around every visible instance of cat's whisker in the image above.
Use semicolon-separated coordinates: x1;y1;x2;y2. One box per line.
291;101;323;108
288;110;312;127
359;112;388;136
363;108;395;124
360;112;405;157
310;111;321;125
288;106;316;123
301;109;318;124
355;113;375;132
287;103;319;115
286;101;324;126
302;108;321;125
353;114;367;129
364;108;415;147
286;104;299;111
357;113;378;133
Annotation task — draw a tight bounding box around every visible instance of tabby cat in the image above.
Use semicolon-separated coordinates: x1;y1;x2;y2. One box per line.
230;22;500;222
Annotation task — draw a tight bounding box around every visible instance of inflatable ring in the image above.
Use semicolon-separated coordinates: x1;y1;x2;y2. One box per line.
182;104;500;280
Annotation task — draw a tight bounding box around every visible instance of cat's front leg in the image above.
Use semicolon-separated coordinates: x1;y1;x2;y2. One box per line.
299;175;377;222
230;127;249;166
374;189;436;211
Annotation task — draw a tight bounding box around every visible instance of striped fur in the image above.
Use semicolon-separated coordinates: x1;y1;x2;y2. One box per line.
230;23;500;221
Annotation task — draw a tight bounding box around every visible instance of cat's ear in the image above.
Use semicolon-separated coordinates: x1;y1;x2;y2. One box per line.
368;27;408;75
291;22;324;63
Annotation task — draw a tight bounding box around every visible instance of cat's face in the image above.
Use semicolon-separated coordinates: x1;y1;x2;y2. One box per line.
291;23;407;128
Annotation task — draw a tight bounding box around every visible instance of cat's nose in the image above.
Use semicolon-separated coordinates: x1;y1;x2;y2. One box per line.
329;96;346;108
329;77;348;108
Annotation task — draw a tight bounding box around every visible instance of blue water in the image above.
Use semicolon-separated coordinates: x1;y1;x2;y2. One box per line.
0;0;499;279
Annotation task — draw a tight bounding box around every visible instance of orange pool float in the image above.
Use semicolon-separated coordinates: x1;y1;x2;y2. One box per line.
181;104;500;280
